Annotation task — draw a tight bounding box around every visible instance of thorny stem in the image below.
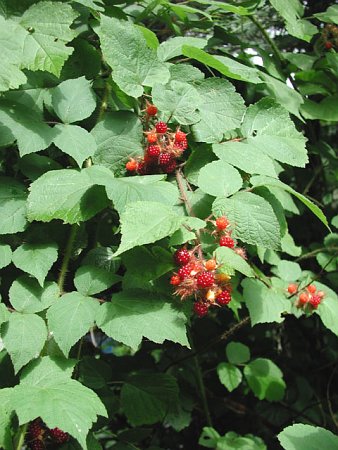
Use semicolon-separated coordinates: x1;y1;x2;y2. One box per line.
57;224;79;294
14;423;28;450
295;247;338;262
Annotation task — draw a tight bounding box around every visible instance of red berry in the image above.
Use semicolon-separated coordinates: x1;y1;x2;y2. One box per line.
146;104;158;116
325;41;333;49
309;294;321;309
219;236;235;248
193;302;208;317
147;133;157;143
28;419;45;440
147;145;161;157
205;259;217;271
298;292;309;306
137;161;147;175
159;152;172;166
163;160;176;173
287;283;298;295
28;441;45;450
49;427;70;444
178;263;193;280
306;284;316;294
216;290;231;306
170;275;181;286
197;271;215;289
155;121;168;134
126;159;137;171
174;248;191;265
175;130;186;142
216;216;229;230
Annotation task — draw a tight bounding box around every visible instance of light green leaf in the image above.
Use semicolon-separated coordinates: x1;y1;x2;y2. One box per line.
91;112;143;172
314;284;338;337
19;154;62;181
115;201;184;256
74;265;121;296
9;275;59;313
301;96;338;122
314;5;338;24
96;290;189;350
0;177;26;235
0;304;10;326
136;25;159;49
226;341;251;364
192;78;246;143
52;77;96;124
213;192;280;250
97;16;170;97
278;424;338;450
0;243;12;269
275;260;302;282
157;36;207;61
281;233;302;257
2;312;47;373
12;356;107;449
169;64;204;83
197;161;242;197
242;278;291;325
47;292;100;356
121;373;179;426
215;247;254;277
217;362;242;392
72;0;104;12
244;358;286;401
53;124;97;167
12;242;58;286
0;388;14;450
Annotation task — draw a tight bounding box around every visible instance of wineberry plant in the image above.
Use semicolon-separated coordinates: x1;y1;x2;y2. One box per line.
0;0;337;449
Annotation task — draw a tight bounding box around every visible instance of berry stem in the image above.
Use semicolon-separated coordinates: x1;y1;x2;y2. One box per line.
13;423;28;450
58;224;79;294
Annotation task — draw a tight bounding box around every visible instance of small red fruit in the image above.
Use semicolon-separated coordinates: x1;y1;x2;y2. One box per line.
298;292;309;306
49;427;70;444
197;271;215;289
163;160;177;173
147;133;157;143
155;121;168;134
159;152;172;166
309;294;321;309
137;160;147;175
205;259;217;271
216;216;229;230
28;441;45;450
325;41;333;49
28;419;45;440
306;284;316;294
126;159;137;171
216;290;231;306
219;236;235;248
287;283;298;295
178;263;194;280
146;104;158;116
193;302;208;317
175;130;186;142
147;145;161;157
174;248;191;265
170;275;181;286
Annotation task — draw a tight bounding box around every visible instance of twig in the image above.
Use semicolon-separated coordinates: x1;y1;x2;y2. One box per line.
327;364;338;430
57;224;78;294
295;247;338;262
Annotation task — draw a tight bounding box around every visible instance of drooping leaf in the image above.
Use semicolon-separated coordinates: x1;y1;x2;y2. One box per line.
217;362;242;392
278;424;338;450
314;282;338;337
244;358;286;401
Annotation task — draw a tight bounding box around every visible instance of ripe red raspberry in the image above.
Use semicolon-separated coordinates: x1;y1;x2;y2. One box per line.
309;294;321;309
219;236;234;248
325;41;333;49
28;441;45;450
126;159;137;171
216;290;231;306
146;104;158;116
170;275;181;286
205;259;217;271
306;284;316;294
216;216;229;230
175;130;186;142
174;248;191;265
197;271;215;289
147;145;161;157
137;161;147;175
287;283;298;295
28;419;45;440
155;121;168;134
147;133;157;143
159;152;172;166
163;160;177;173
193;302;208;317
49;427;70;444
298;292;309;306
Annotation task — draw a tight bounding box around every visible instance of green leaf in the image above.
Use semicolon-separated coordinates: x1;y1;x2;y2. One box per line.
74;265;121;296
91;112;143;172
278;424;338;450
226;342;251;364
72;0;104;12
274;260;302;282
12;242;58;286
191;78;246;143
169;64;204;83
151;81;201;125
82;247;121;273
301;96;338;122
96;290;189;350
217;362;242;392
52;77;96;124
157;36;207;62
242;278;291;325
0;388;14;450
244;358;286;401
0;177;27;235
0;243;11;269
47;292;100;356
121;373;179;426
197;161;242;197
215;247;254;277
2;312;47;373
314;5;338;24
19;154;62;181
27;168;109;224
9;275;59;313
11;356;107;449
97;16;170;97
115;201;185;256
314;283;338;337
213;192;280;250
0;304;10;326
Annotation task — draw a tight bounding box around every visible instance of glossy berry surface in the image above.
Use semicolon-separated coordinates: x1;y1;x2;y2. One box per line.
155;121;168;133
147;145;161;157
28;441;44;450
306;284;316;294
216;290;231;306
216;216;229;230
197;271;215;289
174;248;191;265
170;275;181;286
49;427;70;444
28;419;45;439
146;104;158;116
287;283;298;295
193;302;208;317
163;160;176;173
325;41;333;49
219;236;235;248
178;263;194;280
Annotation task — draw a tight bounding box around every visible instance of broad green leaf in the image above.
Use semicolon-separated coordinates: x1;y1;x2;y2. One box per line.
217;362;242;392
255;186;287;237
199;428;266;450
12;356;107;449
78;356;112;390
52;77;96;124
274;260;302;282
0;388;13;450
115;201;185;256
27;168;109;224
12;242;58;286
19;1;78;76
0;303;10;326
2;312;47;373
187;0;257;15
241;98;307;167
82;247;121;273
136;25;159;49
242;278;291;325
96;290;189;350
47;292;100;356
191;78;246;143
226;342;251;364
301;96;338;122
0;243;11;269
278;424;338;450
91;112;143;172
314;283;338;337
53;124;97;167
72;0;104;12
151;81;201;125
97;16;170;97
185;144;216;186
9;275;59;313
157;36;207;61
314;5;338;24
169;64;204;83
244;358;286;401
213;192;280;250
281;233;302;257
198;161;242;197
74;265;121;296
19;154;62;181
215;247;254;277
105;175;179;214
121;373;178;426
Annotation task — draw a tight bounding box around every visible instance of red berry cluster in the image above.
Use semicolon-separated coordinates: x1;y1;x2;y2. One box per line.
27;419;69;449
214;216;247;258
287;283;325;310
125;103;188;175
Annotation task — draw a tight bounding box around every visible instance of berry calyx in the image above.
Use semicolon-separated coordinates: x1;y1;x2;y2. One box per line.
309;294;321;309
205;259;217;271
306;284;316;294
170;275;181;286
193;301;208;317
49;427;70;444
126;159;137;171
155;121;168;134
298;292;309;306
146;104;158;116
197;271;215;289
175;130;186;142
147;145;161;157
216;290;231;306
219;236;235;248
174;248;191;265
147;132;157;143
159;152;172;166
287;283;298;295
325;41;333;49
216;216;229;230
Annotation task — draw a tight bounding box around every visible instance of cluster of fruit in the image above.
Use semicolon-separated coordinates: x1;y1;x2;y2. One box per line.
169;216;244;318
125;103;188;175
322;23;338;50
287;283;325;310
26;418;69;449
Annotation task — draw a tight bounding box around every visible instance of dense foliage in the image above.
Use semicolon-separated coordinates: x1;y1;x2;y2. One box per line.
0;0;337;449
